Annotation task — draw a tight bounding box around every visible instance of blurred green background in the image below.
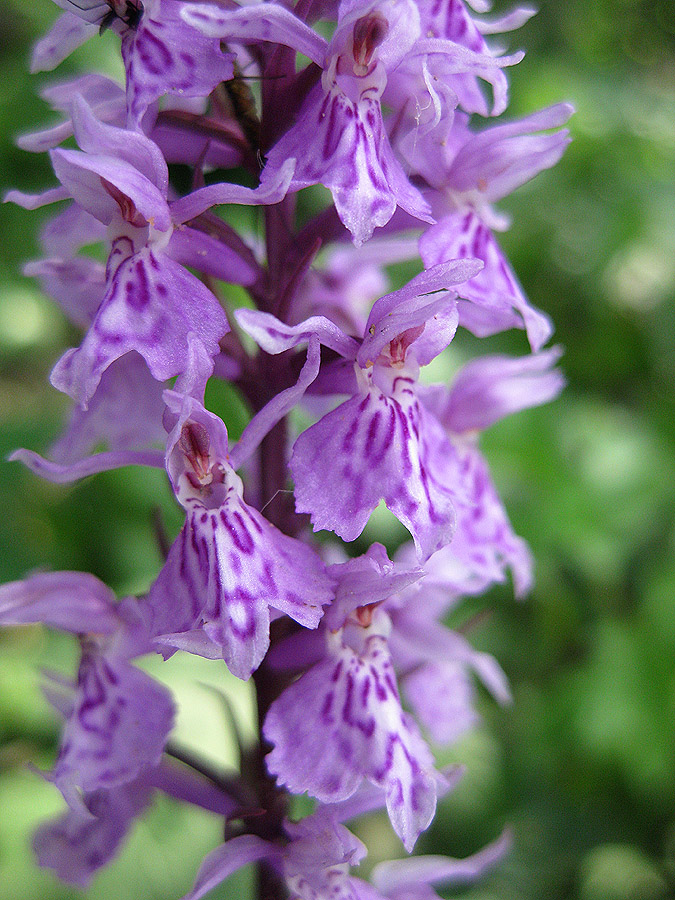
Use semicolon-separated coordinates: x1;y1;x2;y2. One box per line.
0;1;674;899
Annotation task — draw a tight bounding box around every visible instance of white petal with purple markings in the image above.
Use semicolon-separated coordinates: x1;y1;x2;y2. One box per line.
291;372;458;560
50;246;228;406
50;645;174;801
265;611;438;850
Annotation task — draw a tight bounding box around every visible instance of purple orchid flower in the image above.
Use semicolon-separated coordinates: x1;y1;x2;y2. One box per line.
2;0;574;891
388;591;512;746
33;749;239;888
395;0;535;119
180;792;509;900
145;338;334;679
46;352;167;465
180;806;366;900
264;546;442;851
182;0;522;245
0;572;174;811
412;103;574;350
8;96;294;407
418;346;566;595
290;235;420;334
33;0;235;127
18;74;129;154
10;333;332;681
18;71;246;171
362;828;512;900
183;0;431;244
9;95;226;405
237;259;482;560
260;0;435;246
33;774;155;888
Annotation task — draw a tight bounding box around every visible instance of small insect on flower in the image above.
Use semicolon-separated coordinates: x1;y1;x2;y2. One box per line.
223;61;260;153
61;0;144;33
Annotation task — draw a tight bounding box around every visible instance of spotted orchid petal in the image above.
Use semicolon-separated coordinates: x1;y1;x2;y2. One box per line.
290;235;419;334
403;661;480;746
0;572;174;809
180;815;364;900
421;210;552;350
291;379;459;561
230;336;321;470
387;432;532;599
151;498;330;678
169;157;297;225
181;2;328;66
48;352;166;465
149;393;332;678
194;0;433;244
370;829;513;899
181;835;275;900
263;82;432;246
69;94;168;192
443;441;534;595
18;76;126;154
48;645;174;807
444;102;574;204
5;185;71;209
477;4;536;33
39;202;106;258
425;346;565;434
411;0;526;116
10;447;165;484
325;543;424;629
284;808;367;900
358;258;481;368
50;246;228;406
10;349;167;484
415;350;565;595
120;0;235;127
265;610;439;851
33;778;154;888
49;147;171;232
24;256;105;328
8;352;168;491
166;227;259;286
390;609;512;706
235;308;360;360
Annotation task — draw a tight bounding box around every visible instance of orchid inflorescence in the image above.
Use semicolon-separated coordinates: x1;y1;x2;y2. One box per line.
1;0;572;896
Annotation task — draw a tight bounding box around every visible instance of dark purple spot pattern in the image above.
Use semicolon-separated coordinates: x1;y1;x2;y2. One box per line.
51;247;228;406
120;3;234;126
291;380;459;560
50;648;173;798
262;81;429;244
149;482;331;680
264;627;437;850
